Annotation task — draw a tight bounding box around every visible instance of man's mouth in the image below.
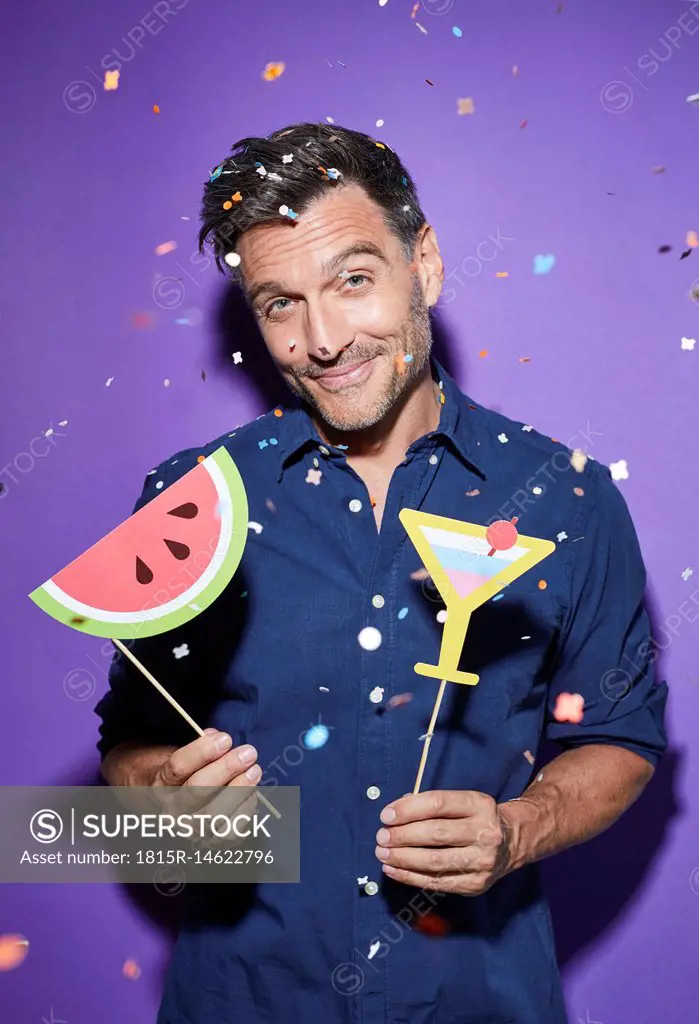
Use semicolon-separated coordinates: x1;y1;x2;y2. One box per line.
313;356;377;392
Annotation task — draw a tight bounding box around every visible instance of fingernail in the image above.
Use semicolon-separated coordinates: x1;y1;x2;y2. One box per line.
380;807;396;824
238;744;257;765
375;845;389;861
246;764;262;782
214;732;232;751
382;864;397;876
376;829;391;845
203;727;218;735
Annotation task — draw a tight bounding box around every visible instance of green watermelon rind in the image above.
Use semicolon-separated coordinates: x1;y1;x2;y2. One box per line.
29;446;248;640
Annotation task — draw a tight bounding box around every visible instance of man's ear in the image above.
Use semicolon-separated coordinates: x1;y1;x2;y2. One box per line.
412;224;444;309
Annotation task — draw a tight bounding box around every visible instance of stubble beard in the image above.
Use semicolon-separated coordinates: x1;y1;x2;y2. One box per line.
282;280;434;432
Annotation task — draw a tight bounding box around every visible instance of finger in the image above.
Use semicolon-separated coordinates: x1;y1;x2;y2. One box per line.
186;744;260;788
156;731;242;785
376;818;470;850
375;843;479;875
380;790;491;827
380;864;464;892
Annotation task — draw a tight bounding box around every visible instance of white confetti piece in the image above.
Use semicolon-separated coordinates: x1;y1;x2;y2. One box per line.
164;379;171;387
681;567;694;580
357;875;369;885
105;377;114;387
532;486;543;495
376;118;384;127
681;336;696;350
232;352;243;364
319;686;330;692
521;635;531;640
522;424;533;432
557;531;568;542
155;481;164;490
224;252;241;268
358;626;382;651
256;165;267;178
686;92;699;105
498;433;509;444
368;941;381;960
248;521;263;534
282;153;293;163
609;459;629;481
58;420;68;427
436;609;448;624
570;449;588;473
306;468;323;485
44;428;54;437
536;772;544;782
172;643;189;659
416;21;428;33
326;116;335;123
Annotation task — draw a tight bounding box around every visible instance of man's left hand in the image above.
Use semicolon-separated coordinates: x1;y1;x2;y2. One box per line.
375;790;516;896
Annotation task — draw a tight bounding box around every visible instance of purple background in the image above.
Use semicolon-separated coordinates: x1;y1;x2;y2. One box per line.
2;0;697;1020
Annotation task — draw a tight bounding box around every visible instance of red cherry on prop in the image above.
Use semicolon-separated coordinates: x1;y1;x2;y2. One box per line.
486;519;519;553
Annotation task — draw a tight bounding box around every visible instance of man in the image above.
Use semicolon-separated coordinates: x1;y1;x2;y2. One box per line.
97;122;668;1023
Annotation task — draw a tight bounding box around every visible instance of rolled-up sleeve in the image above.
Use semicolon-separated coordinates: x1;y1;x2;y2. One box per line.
93;460;201;760
545;463;669;766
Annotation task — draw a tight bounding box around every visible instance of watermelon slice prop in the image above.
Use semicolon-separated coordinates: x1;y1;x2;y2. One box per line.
28;447;281;818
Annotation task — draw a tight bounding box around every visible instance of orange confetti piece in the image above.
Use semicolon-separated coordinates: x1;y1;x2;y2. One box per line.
479;349;488;358
104;70;120;91
465;488;480;497
495;272;509;278
410;2;419;16
0;935;29;972
395;353;408;376
440;392;445;404
375;142;386;149
273;408;283;417
410;567;430;581
553;692;584;724
538;580;547;590
232;192;242;202
370;496;377;508
197;455;206;463
131;312;154;329
573;487;585;497
262;62;285;81
155;240;177;256
457;97;475;115
223;201;233;210
123;959;141;980
519;357;530;363
687;230;698;248
153;104;160;114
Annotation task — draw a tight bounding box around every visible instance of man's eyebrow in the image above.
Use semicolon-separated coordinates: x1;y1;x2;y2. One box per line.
247;242;389;306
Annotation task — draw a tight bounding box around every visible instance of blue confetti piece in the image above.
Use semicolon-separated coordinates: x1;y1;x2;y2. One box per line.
492;593;504;602
452;26;463;37
258;440;269;450
302;724;330;750
401;175;407;186
175;318;189;325
287;208;299;220
337;444;349;450
269;437;279;446
210;165;223;181
398;607;409;620
404;354;414;364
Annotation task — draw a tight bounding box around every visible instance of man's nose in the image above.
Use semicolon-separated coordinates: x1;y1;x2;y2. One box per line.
304;306;353;361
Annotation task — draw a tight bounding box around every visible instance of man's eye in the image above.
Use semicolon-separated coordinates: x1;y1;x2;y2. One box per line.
267;298;292;315
345;274;368;288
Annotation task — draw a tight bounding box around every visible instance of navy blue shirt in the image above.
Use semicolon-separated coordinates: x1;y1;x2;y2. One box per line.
95;357;668;1024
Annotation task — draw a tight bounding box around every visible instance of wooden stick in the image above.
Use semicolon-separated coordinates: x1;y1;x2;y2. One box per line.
413;679;448;795
111;638;280;819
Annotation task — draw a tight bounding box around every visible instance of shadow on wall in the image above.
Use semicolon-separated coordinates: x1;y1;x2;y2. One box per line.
77;286;677;992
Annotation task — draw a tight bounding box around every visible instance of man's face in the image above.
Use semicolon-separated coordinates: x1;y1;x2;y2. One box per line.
237;183;440;432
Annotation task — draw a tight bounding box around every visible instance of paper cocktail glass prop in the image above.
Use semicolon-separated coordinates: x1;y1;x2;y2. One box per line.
399;508;555;792
28;447;279;817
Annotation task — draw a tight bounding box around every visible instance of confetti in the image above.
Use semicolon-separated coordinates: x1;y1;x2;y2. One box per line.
155;240;177;256
306;468;323;485
358;626;382;651
536;771;544;782
302;724;330;749
522;424;533;432
131;311;154;329
376;119;384;128
609;459;629;481
687;231;698;248
658;244;672;254
123;960;141;980
533;254;555;274
387;692;413;709
224;252;241;268
414;912;450;937
262;62;285;81
491;594;504;602
465;489;480;496
681;337;696;350
0;935;29;971
513;65;519;76
319;686;330;692
452;26;463;37
436;609;448;623
682;247;694;258
232;191;242;202
495;271;509;278
104;70;120;91
232;352;243;364
258;440;268;450
416;21;428;33
410;567;430;581
397;607;409;620
686;92;699;105
153;104;160;114
538;580;547;590
426;78;434;86
521;635;531;640
681;567;693;580
532;486;543;495
172;643;189;659
498;433;509;444
273;409;284;418
155;481;164;489
553;692;584;724
457;97;475;115
370;686;385;703
519;119;528;129
163;379;171;388
570;449;588;473
379;0;389;5
523;750;535;764
59;420;68;427
519;357;531;363
479;349;488;358
557;531;567;542
105;376;114;387
357;875;369;885
652;165;666;174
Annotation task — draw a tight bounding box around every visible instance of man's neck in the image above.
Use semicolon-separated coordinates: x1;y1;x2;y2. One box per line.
311;364;443;468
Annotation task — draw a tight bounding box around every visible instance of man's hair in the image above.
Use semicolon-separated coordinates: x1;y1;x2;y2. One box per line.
198;121;427;286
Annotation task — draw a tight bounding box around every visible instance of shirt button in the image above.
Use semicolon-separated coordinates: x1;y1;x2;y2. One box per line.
349;499;362;513
366;786;381;800
369;686;384;704
364;881;379;896
429;454;438;466
372;594;385;609
319;445;330;456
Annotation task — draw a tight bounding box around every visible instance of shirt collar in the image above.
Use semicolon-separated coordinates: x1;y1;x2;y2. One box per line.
276;356;486;482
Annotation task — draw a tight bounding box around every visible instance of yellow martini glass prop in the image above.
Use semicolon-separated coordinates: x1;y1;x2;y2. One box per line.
399;508;556;791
